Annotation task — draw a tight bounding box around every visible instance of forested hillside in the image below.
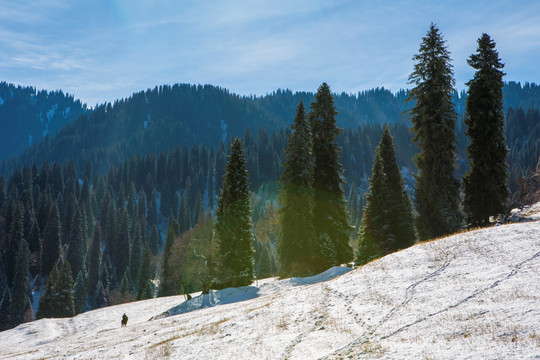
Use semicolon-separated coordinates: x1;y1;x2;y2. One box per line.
2;81;539;179
1;79;540;331
0;82;88;161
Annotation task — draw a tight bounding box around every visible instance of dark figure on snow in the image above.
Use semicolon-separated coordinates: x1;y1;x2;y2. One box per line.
121;313;128;327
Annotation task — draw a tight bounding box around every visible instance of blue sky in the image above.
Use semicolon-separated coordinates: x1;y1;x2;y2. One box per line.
1;0;539;106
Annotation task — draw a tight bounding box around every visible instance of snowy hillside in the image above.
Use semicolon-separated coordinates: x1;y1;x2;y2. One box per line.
1;210;540;359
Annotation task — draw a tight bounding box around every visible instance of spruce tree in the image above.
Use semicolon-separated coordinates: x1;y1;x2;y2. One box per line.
159;218;180;297
9;239;31;327
94;280;108;309
137;244;153;300
149;224;160;254
215;137;255;288
119;268;134;302
86;224;101;306
0;287;12;331
378;126;417;250
6;202;24;287
41;203;61;277
67;206;85;281
56;260;75;318
111;208;130;281
73;271;86;314
463;33;508;226
129;222;142;286
357;126;416;265
310;83;353;272
37;263;59;319
277;101;315;277
408;23;462;240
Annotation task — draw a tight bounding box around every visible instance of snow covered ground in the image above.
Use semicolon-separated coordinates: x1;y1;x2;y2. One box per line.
1;211;539;359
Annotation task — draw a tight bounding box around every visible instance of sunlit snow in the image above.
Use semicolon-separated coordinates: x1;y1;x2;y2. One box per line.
1;207;539;359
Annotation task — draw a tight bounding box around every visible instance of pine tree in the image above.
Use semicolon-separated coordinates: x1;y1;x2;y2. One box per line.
6;202;24;287
119;268;134;302
159;218;180;297
277;101;316;277
129;222;142;286
137;244;153;300
357;126;416;265
256;245;273;279
408;23;462;240
41;203;61;277
94;280;108;309
379;126;417;250
310;83;353;272
178;194;191;234
67;206;85;281
215;137;255;288
37;263;59;319
463;33;508;226
9;239;31;327
56;260;75;318
0;287;12;331
149;224;160;254
73;271;86;314
111;208;130;281
86;224;101;306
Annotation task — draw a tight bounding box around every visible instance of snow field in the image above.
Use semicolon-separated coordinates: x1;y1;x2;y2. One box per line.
0;218;539;359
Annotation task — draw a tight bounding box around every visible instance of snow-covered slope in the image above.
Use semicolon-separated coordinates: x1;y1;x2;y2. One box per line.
1;218;539;359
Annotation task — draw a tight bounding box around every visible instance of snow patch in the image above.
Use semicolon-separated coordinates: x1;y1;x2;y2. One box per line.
220;119;227;142
46;104;58;122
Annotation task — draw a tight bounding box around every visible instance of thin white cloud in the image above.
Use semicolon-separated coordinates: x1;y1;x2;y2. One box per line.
1;0;539;104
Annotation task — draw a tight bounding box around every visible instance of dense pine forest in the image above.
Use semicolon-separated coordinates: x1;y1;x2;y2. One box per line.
0;82;88;161
1;25;540;331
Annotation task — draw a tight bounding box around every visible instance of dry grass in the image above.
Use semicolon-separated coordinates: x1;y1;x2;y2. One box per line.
145;341;173;359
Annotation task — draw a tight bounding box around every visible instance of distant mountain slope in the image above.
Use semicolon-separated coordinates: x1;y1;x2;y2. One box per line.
2;81;540;177
0;82;88;160
1;210;538;359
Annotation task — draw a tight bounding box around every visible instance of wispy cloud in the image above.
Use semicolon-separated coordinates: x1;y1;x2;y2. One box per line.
1;0;539;104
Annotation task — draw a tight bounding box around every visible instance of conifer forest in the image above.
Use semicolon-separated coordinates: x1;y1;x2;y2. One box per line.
1;23;540;332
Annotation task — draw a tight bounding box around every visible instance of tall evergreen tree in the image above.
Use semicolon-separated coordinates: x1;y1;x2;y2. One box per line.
86;224;101;306
37;263;59;319
277;101;315;277
310;83;353;272
215;137;255;288
463;33;508;226
129;222;142;289
111;208;130;281
136;244;153;300
73;271;86;315
357;126;416;265
0;287;12;331
56;260;75;318
94;280;108;309
67;206;85;281
149;224;160;255
408;23;462;240
159;218;180;297
9;239;31;327
6;202;24;287
41;203;61;277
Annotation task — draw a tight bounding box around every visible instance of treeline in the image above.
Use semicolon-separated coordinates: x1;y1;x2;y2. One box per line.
0;82;88;161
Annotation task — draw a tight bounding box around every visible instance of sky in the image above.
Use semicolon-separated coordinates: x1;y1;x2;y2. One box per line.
1;0;539;106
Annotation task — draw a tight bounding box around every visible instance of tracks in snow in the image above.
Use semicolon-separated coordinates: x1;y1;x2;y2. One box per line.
380;248;540;340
